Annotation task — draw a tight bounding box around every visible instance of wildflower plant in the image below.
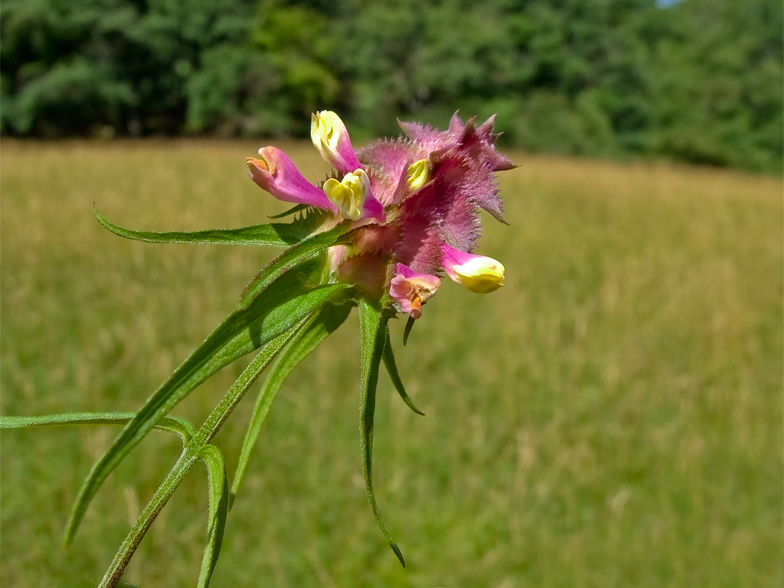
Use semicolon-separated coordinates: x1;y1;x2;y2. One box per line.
1;111;513;587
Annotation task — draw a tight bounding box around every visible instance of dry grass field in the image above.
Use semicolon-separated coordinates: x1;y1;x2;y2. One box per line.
1;139;782;587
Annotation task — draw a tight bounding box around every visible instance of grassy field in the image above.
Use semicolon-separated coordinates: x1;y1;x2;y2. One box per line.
1;139;781;588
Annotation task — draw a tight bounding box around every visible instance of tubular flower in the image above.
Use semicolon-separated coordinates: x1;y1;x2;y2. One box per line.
323;169;384;221
389;263;441;319
440;244;505;293
311;110;364;174
246;146;336;211
248;110;513;315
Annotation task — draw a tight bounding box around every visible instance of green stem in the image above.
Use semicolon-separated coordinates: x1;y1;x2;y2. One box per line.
98;450;198;587
192;319;310;447
98;327;299;588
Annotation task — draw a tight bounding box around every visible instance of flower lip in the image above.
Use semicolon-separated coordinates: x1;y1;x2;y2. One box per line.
246;154;270;173
389;263;441;319
440;244;505;294
311;111;364;175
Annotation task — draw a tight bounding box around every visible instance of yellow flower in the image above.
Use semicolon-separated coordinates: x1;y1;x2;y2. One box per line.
440;244;505;294
323;170;372;221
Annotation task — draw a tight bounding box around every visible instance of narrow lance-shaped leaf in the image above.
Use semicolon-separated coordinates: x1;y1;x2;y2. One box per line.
98;450;198;588
267;203;310;219
382;327;425;416
231;302;353;504
236;223;349;310
94;205;333;248
0;412;195;444
98;327;299;588
358;299;405;567
197;445;229;588
66;255;352;546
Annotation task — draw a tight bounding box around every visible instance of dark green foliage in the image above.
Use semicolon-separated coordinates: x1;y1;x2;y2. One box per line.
1;0;261;136
2;0;781;172
649;0;784;171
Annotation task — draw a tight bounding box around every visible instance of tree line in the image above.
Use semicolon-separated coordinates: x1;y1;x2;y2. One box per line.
2;0;781;173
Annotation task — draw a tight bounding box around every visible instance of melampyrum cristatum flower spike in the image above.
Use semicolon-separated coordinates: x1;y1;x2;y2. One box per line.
440;244;505;294
250;111;511;303
311;110;364;175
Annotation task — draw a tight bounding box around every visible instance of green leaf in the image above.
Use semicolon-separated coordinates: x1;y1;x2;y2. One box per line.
0;412;194;443
97;326;302;588
403;315;415;346
236;222;349;310
382;327;425;416
267;203;309;219
94;205;334;248
230;302;352;504
97;450;200;588
197;445;229;588
65;261;353;546
358;299;405;567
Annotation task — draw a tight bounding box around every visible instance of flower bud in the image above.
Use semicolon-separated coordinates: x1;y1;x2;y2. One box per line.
440;244;505;294
311;111;363;174
405;158;431;191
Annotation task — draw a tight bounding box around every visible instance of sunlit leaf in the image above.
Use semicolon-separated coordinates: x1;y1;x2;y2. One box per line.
236;223;349;310
97;450;198;588
94;205;333;247
267;203;309;219
97;328;302;588
231;302;353;504
382;327;425;416
197;445;229;588
65;260;353;546
0;412;194;443
358;299;405;567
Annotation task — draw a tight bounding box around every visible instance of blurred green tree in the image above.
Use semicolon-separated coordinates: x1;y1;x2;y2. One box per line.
1;0;781;172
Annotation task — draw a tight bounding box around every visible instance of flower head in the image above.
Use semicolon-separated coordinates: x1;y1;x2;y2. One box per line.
248;111;512;316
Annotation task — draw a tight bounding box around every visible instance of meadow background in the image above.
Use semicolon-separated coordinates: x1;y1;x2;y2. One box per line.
1;139;782;587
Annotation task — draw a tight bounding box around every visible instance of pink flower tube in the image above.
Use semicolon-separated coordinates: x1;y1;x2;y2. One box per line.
246;146;336;212
389;263;441;319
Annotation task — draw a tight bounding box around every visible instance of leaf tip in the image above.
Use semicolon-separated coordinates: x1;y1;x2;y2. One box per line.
402;316;415;346
390;542;406;567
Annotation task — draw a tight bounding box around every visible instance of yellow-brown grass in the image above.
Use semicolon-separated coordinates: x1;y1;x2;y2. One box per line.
2;140;781;587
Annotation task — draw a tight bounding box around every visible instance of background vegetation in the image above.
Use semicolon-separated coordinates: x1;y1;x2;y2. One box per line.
1;140;781;586
1;0;782;172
